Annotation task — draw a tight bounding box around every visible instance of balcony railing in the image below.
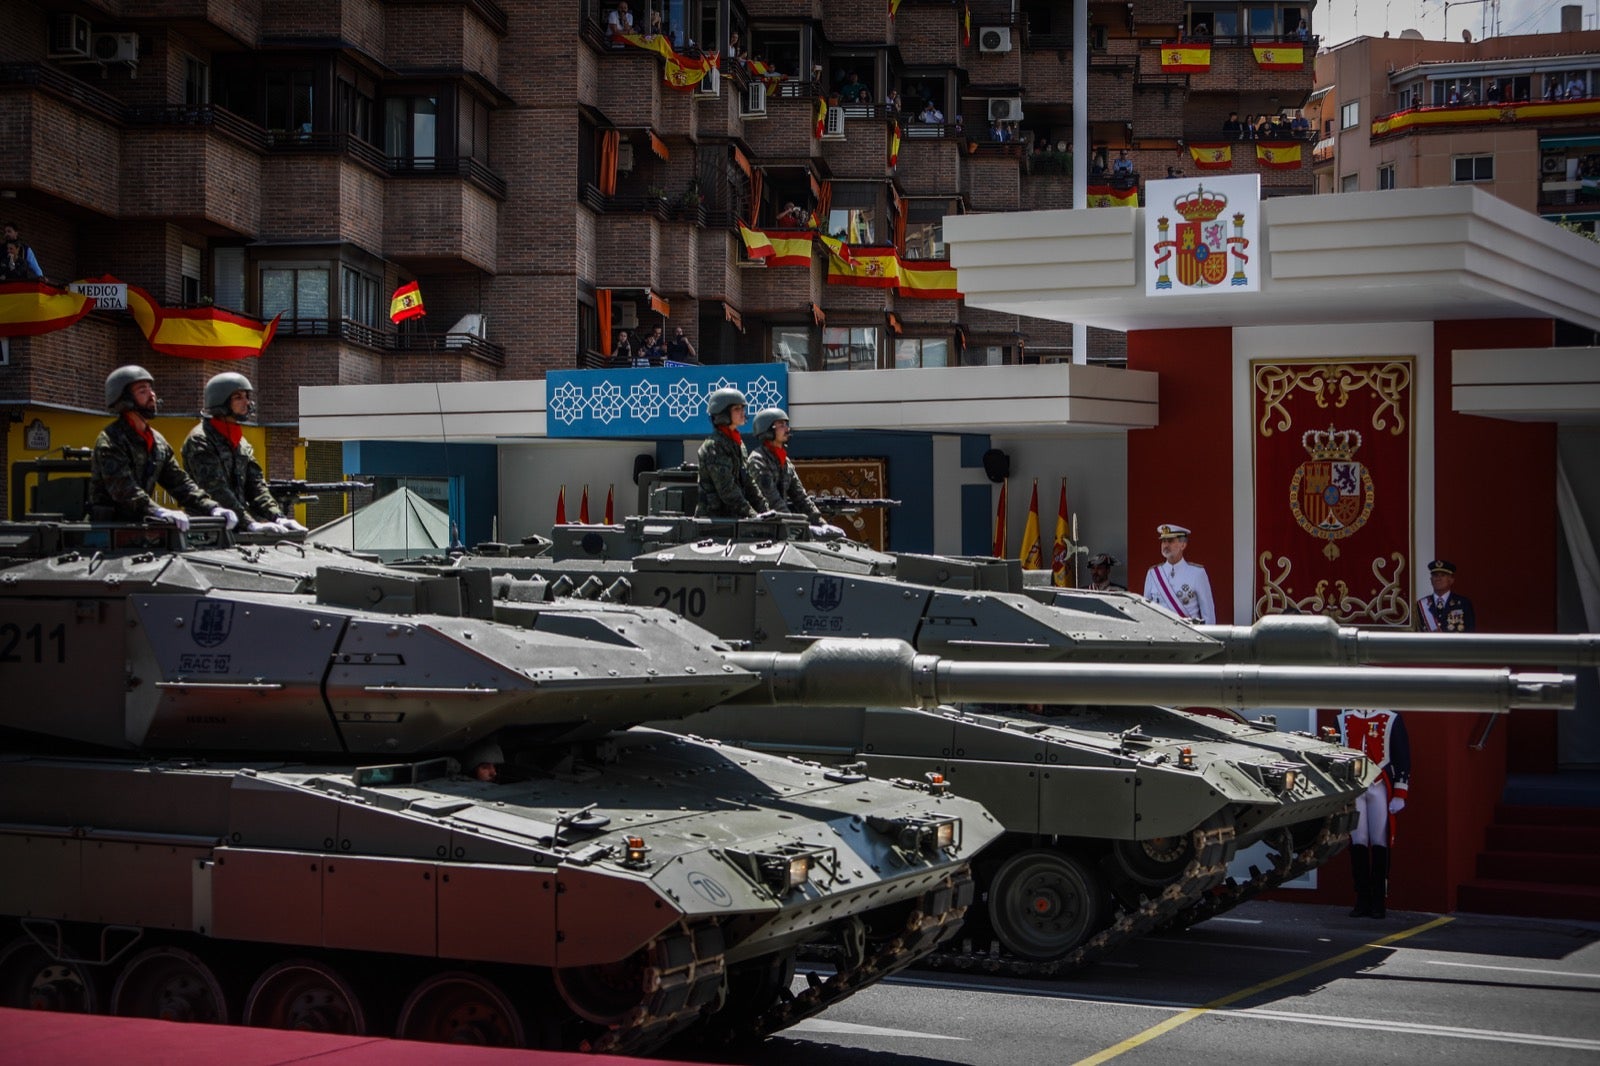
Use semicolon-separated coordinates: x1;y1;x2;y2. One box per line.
274;318;505;365
576;351;705;370
0;62;124;124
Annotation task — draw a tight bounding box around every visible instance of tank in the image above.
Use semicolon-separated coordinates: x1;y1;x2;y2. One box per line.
423;506;1577;973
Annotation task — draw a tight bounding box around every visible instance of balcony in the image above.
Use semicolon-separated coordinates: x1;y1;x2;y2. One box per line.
120;0;263;46
1371;97;1600;141
120;125;264;236
0;69;121;217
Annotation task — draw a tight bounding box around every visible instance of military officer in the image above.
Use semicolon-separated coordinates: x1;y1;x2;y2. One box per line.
1337;707;1411;918
1143;523;1215;624
1413;559;1475;632
183;372;306;534
694;387;767;519
90;365;236;532
1086;552;1126;591
746;408;845;539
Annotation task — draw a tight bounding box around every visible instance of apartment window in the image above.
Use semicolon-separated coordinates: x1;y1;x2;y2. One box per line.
1453;154;1494;182
265;69;315;134
771;325;814;370
213;247;245;312
341;267;380;327
750;27;802;78
457;91;491;164
822;326;879;370
903;199;956;260
962;344;1011;367
895;337;950;368
1377;164;1395;190
337;75;375;143
826;183;881;245
181;245;203;306
385;95;439;162
1340;101;1359;129
578;298;600;358
184;57;209;107
1340;173;1358;192
262;266;330;328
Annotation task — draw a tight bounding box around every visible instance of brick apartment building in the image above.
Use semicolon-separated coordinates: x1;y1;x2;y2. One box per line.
1;0;1316;524
1308;16;1600;232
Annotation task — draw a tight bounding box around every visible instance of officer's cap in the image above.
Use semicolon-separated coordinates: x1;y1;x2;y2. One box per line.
1156;524;1191;539
1427;559;1457;575
1088;553;1119;568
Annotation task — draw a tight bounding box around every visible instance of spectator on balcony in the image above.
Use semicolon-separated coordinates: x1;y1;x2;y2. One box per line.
1191;22;1210;39
1462;84;1478;104
646;8;663;37
1256;114;1275;138
666;326;697;362
1112;149;1134;177
1486;81;1501;104
1448;87;1461;105
1568;75;1587;99
1296;20;1309;42
1223;111;1243;139
2;222;43;280
989;120;1014;143
640;326;665;366
837;71;869;104
885;88;902;114
606;1;635;37
0;240;40;283
1241;113;1258;139
918;101;945;124
776;201;808;227
726;30;744;60
611;330;634;365
1291;113;1310;136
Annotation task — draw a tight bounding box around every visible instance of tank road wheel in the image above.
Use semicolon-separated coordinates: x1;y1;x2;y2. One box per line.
0;937;102;1013
553;950;649;1027
110;946;229;1024
987;849;1108;961
396;971;525;1046
1112;812;1236;890
243;959;368;1034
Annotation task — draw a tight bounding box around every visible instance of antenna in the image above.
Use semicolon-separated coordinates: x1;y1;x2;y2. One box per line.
434;382;459;554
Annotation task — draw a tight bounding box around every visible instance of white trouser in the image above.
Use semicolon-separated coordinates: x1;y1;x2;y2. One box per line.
1351;777;1390;847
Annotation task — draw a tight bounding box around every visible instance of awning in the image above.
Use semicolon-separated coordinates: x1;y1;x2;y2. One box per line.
1541;135;1600;150
723;302;744;331
731;146;752;178
810;302;825;325
649;291;670;316
648;131;670;160
1308;85;1334;101
885;311;902;335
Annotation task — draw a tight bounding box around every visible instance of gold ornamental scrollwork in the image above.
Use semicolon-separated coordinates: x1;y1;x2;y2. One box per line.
1255;361;1411;439
1255;551;1410;625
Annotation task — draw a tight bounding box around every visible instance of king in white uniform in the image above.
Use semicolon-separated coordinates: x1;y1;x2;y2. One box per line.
1143;523;1216;624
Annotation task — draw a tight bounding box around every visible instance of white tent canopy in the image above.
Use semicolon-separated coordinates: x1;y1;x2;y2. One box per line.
306;486;451;561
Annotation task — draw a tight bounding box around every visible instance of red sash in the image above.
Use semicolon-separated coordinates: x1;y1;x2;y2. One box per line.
1152;567;1189;618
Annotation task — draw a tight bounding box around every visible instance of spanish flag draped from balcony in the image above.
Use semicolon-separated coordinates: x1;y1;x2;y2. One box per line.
127;284;280;360
1160;43;1211;73
963;4;973;47
1018;479;1044;570
1256;141;1303;168
991;479;1008;559
888;121;901;167
890;0;903;15
740;224;814;266
745;58;785;87
818;234;855;268
664;50;717;90
1085;184;1139;207
815;97;828;139
390;281;425;323
1188;143;1233;169
1251;43;1305;70
896;259;961;299
0;282;96;337
827;246;900;288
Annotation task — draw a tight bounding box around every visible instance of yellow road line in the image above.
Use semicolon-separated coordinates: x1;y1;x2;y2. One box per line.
1072;915;1453;1066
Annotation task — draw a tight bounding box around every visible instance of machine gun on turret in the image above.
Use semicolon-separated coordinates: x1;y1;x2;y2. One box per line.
266;479;372;508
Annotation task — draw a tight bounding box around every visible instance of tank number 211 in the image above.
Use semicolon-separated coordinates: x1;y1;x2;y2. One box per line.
0;622;67;663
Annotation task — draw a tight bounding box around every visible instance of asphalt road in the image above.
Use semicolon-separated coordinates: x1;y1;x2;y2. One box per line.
733;900;1600;1066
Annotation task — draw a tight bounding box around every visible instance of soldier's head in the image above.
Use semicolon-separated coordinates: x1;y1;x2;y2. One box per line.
707;387;748;428
752;407;790;444
204;371;256;423
105;365;158;419
1156;523;1190;564
1427;559;1456;594
1088;552;1119;584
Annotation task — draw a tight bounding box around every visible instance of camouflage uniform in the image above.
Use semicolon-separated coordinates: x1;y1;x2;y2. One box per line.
746;444;823;523
90;416;218;520
695;431;764;518
182;420;283;523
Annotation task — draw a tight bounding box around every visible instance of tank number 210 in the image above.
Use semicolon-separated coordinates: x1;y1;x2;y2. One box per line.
653;587;707;617
0;622;67;663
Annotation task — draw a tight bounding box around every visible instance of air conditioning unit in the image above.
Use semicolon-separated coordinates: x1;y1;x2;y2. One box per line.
48;13;92;59
978;26;1012;53
742;81;767;116
823;105;846;137
614;304;639;329
1541;153;1565;174
616;140;635;173
988;97;1024;122
92;32;139;64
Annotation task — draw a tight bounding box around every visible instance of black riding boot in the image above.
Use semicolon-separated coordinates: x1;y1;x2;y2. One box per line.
1347;844;1371;917
1369;845;1390;918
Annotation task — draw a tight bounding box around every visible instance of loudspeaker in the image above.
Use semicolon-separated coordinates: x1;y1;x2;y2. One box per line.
981;448;1010;483
633;453;658;484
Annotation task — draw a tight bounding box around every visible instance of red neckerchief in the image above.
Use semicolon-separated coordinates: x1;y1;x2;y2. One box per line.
717;425;743;447
764;441;788;465
123;412;155;452
209;417;244;448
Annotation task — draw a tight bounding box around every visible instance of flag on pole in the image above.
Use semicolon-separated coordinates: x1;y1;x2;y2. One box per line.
1051;479;1073;587
992;479;1008;559
0;281;96;337
579;484;591;524
555;485;567;524
390;281;425;323
605;484;615;524
1019;479;1044;569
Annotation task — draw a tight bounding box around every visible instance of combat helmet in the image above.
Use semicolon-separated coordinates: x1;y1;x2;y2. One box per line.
707;387;748;425
204;371;256;421
751;407;789;440
105;365;156;413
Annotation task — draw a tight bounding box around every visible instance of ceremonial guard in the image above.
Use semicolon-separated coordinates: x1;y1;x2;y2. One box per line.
1143;524;1215;624
1337;708;1411;918
183;372;306;534
745;408;845;538
1086;553;1126;591
1413;559;1475;632
694;387;766;519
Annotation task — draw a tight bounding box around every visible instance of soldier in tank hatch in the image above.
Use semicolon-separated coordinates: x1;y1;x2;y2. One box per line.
1143;524;1215;624
746;407;845;539
90;365;236;532
694;387;767;519
183;372;305;534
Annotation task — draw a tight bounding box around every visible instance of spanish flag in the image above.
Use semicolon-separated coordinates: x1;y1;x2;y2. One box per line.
1085;184;1139;207
827;247;900;288
890;0;903;15
740;224;813;266
888;121;901;167
746;58;785;86
664;50;717;90
1251;43;1304;71
127;284;280;360
1189;143;1233;169
0;281;96;337
815;97;828;139
819;234;855;268
897;259;961;299
963;4;973;46
1256;141;1303;168
1018;479;1044;570
1051;479;1074;587
739;223;776;260
992;479;1007;559
1160;43;1211;73
390;281;425;323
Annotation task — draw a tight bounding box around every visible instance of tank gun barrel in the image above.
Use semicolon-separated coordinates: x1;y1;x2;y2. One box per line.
1198;615;1600;668
718;638;1574;713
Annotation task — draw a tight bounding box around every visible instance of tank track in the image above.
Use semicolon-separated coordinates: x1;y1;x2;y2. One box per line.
1158;801;1359;933
917;820;1237;978
584;920;729;1055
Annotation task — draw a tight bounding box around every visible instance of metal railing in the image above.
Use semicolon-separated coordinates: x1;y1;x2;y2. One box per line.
272;318;505;365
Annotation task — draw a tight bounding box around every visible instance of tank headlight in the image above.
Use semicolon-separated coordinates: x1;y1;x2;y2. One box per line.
786;854;813;888
1282;769;1298;792
869;814;962;855
1254;762;1301;793
1351;757;1368;779
740;845;834;895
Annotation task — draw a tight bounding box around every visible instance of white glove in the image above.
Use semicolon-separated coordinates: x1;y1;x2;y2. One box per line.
210;506;239;530
810;523;846;540
152;507;190;532
1388;797;1406;814
277;517;307;533
246;520;285;534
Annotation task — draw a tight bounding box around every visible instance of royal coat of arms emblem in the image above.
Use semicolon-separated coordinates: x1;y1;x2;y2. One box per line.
1288;425;1375;560
1151;185;1252;290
